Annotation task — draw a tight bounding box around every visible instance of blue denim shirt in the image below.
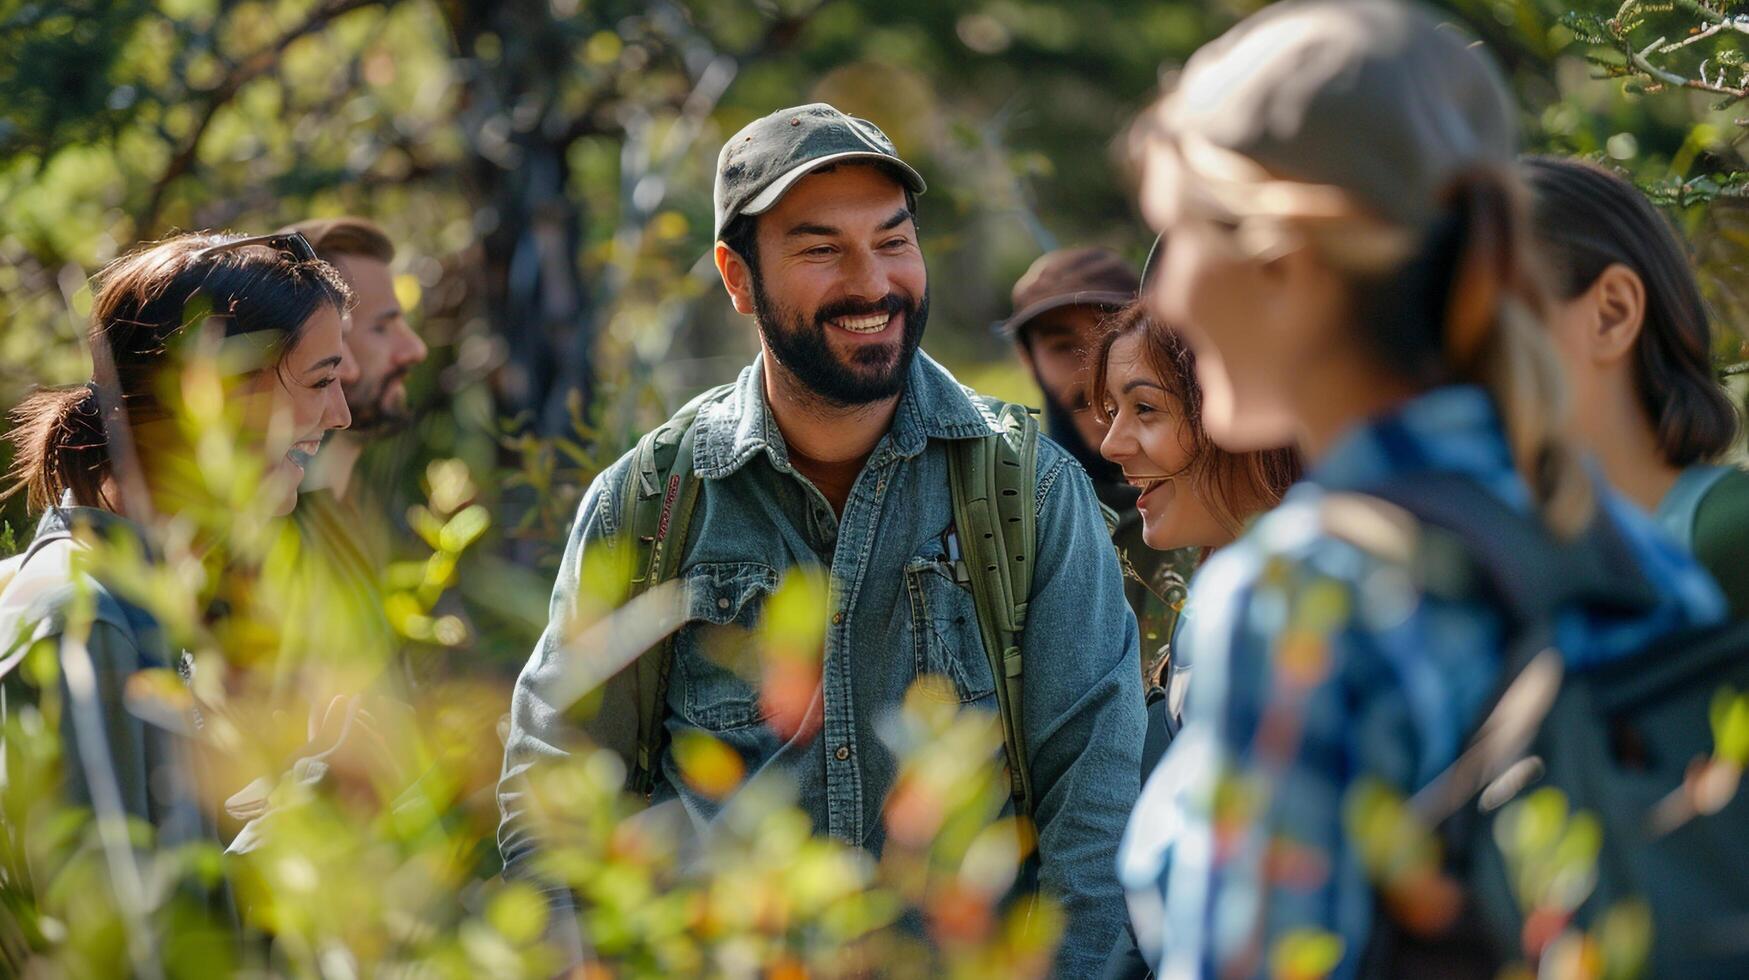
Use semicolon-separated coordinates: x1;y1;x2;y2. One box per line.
501;351;1144;970
1117;385;1725;979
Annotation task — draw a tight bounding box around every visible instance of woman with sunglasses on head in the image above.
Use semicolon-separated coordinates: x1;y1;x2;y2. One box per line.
1115;1;1724;975
1525;156;1749;618
0;231;352;856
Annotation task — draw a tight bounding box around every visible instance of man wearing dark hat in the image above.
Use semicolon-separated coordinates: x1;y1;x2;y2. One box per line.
1000;248;1196;675
500;103;1143;972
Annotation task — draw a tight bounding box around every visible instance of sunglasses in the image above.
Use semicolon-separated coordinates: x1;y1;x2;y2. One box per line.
192;231;319;264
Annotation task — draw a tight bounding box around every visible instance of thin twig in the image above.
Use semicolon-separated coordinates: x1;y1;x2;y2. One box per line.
1626;41;1749;98
1657;17;1749;53
59;622;163;980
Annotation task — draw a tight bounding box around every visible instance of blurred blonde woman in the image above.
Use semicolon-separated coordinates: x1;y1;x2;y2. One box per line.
1116;1;1724;975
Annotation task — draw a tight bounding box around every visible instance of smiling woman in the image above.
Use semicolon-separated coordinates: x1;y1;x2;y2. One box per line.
1091;301;1298;559
0;231;353;873
5;231;353;519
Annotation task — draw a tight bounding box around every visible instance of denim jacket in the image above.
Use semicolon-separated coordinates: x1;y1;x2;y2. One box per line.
0;508;212;839
1117;386;1724;978
500;350;1145;971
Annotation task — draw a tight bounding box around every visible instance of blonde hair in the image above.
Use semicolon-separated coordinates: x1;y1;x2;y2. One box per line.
1135;121;1594;536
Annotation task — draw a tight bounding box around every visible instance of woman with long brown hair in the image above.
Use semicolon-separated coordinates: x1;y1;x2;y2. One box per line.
1114;2;1724;975
0;231;352;850
1090;299;1298;724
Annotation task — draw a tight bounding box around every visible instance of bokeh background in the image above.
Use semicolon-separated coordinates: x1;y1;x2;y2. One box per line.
4;0;1749;674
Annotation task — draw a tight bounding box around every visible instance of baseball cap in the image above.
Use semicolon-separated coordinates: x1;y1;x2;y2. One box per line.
997;247;1139;339
1154;0;1516;230
714;103;927;240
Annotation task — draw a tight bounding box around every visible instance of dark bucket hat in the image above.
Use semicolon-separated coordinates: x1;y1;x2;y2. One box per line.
997;247;1140;339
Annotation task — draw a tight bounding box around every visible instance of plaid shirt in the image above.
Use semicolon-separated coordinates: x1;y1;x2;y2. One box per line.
1117;385;1724;979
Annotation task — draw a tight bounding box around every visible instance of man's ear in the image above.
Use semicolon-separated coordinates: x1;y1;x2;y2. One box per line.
714;241;757;316
1587;262;1647;366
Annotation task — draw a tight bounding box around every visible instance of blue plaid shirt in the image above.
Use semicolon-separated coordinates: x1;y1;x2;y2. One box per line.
1117;386;1724;978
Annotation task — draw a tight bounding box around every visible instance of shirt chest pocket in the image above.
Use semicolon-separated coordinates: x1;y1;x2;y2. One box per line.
903;547;996;705
675;562;778;732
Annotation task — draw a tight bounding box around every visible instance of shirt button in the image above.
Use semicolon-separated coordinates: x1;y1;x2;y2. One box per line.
717;598;730;610
834;745;850;761
832;612;844;625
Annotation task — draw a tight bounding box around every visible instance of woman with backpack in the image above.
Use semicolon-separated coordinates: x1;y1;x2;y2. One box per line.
1524;156;1749;618
1116;1;1725;975
0;231;354;853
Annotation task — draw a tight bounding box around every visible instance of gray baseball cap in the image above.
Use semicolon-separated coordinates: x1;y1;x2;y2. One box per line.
713;103;927;240
1158;0;1516;229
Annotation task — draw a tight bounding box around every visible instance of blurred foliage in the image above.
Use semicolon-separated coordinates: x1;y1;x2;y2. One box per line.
0;340;1058;975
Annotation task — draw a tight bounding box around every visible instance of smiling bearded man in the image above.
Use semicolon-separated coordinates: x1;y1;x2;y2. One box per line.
497;103;1143;974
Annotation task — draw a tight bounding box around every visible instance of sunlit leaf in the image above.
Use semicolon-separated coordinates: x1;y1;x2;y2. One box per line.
673;731;744;800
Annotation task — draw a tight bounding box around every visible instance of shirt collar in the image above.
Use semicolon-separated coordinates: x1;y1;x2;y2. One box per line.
1310;384;1532;509
691;349;999;480
35;501;153;557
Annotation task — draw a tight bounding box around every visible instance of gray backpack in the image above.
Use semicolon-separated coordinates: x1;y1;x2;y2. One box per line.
1345;473;1749;977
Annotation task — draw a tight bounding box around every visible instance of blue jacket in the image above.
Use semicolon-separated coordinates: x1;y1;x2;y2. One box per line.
1118;385;1725;978
500;350;1145;971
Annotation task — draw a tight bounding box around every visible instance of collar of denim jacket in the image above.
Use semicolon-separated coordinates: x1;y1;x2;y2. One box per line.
36;501;157;561
691;350;1001;481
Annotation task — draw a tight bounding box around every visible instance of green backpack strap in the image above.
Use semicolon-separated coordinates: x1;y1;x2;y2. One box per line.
615;388;719;797
948;397;1039;817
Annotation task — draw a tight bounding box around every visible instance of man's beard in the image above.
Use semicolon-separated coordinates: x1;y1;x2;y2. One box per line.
344;367;415;435
751;271;928;408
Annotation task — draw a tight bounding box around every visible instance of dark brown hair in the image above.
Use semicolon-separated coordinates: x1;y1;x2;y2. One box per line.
283;216;396;265
5;232;353;512
1523;156;1738;466
1089;301;1301;543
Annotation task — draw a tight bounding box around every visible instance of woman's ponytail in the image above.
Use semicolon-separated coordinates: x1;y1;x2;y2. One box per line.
4;383;111;511
1442;168;1594;537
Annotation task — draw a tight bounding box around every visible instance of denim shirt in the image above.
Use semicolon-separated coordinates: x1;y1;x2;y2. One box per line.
1117;386;1725;979
500;351;1145;970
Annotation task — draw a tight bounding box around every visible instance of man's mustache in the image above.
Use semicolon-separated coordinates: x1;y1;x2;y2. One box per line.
813;293;909;327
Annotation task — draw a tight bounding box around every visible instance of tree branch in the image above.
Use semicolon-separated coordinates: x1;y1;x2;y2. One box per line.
137;0;390;234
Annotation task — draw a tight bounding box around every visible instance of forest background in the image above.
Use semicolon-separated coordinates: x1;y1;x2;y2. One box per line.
1;0;1749;973
4;0;1749;669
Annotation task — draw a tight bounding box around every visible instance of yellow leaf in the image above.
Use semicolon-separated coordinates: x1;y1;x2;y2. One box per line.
673;731;745;800
1270;928;1347;980
761;568;829;665
486;883;547;946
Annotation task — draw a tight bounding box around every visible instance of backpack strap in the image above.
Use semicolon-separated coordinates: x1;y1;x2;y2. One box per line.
1355;472;1657;639
1331;472;1661;809
948;397;1039;816
616;389;718;797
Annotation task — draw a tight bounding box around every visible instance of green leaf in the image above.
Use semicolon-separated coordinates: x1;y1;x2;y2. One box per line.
486;883;547;945
438;503;491;554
